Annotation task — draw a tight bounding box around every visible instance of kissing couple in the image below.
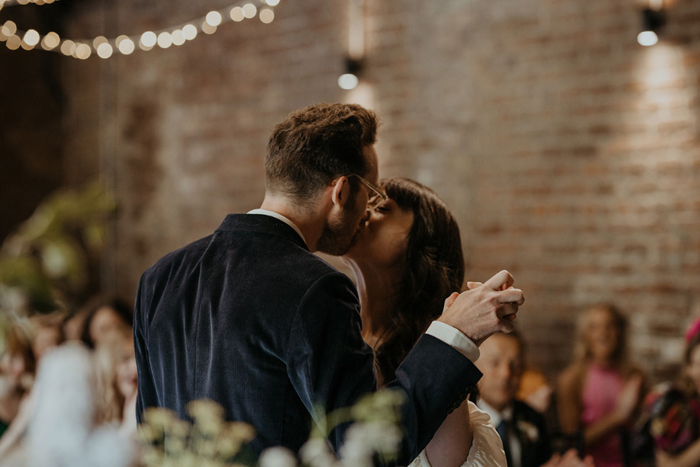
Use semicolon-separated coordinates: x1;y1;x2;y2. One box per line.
134;103;525;466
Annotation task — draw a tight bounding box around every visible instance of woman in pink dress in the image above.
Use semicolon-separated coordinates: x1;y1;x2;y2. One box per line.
558;304;644;467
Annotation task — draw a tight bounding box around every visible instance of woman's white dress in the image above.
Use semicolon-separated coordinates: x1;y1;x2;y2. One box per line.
408;401;507;467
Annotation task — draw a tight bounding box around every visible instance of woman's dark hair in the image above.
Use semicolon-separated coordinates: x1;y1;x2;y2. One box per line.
80;297;133;349
373;177;465;383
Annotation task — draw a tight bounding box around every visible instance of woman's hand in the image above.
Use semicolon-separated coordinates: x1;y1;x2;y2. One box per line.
613;374;643;424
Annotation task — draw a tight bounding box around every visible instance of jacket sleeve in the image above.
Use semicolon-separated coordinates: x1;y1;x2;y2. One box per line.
285;272;482;464
134;272;157;424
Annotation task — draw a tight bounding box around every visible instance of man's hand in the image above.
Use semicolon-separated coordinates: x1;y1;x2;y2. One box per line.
438;270;524;346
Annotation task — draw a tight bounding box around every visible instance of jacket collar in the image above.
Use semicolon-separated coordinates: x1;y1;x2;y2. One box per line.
216;214;309;251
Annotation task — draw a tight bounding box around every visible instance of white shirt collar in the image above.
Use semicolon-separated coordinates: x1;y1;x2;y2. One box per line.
477;399;513;426
247;209;307;246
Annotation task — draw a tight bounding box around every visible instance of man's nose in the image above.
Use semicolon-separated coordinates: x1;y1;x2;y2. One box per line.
360;209;371;223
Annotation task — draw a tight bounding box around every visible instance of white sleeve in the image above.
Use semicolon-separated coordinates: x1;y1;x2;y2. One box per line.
425;321;480;362
408;402;507;467
464;401;508;467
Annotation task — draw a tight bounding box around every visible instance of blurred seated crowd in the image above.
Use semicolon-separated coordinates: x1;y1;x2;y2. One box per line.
0;298;137;463
1;300;699;467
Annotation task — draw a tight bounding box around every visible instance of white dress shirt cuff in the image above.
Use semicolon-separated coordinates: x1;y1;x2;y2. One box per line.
425;321;480;362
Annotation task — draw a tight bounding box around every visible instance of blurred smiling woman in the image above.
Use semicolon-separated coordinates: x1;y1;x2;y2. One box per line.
558;304;645;467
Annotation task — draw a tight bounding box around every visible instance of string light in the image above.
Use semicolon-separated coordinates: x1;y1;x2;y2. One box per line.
97;42;113;58
201;22;217;35
75;43;91;59
205;11;223;27
118;37;135;55
22;29;39;46
3;0;280;59
242;3;257;18
140;31;157;48
6;35;20;50
2;21;17;36
230;7;245;22
157;31;172;48
171;29;185;46
1;0;59;5
182;24;198;40
93;36;108;48
260;8;274;24
60;39;75;55
41;31;60;50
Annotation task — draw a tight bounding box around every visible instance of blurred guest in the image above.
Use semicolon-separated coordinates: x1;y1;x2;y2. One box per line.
558;304;644;467
94;325;138;436
80;298;133;349
519;369;553;415
29;312;65;362
633;320;700;467
0;325;34;439
20;344;134;467
476;332;591;467
62;309;88;342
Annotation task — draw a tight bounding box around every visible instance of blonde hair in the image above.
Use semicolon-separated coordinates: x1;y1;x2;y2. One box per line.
93;324;132;425
572;304;629;372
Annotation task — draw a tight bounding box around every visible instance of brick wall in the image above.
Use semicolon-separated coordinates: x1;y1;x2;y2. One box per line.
48;0;700;381
0;6;65;241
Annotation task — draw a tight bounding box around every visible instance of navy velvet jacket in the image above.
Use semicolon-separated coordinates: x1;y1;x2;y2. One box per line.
134;214;482;462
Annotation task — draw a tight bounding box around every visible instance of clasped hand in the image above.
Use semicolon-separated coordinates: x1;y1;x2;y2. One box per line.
438;270;524;346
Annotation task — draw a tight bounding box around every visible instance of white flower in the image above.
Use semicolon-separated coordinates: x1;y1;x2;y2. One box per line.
300;438;339;467
517;420;539;443
340;421;402;467
260;446;298;467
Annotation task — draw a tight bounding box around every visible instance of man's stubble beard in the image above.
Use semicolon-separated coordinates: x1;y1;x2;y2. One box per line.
316;201;362;256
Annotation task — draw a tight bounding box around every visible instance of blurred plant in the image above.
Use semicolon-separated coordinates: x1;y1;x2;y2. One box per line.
0;181;115;319
138;389;406;467
138;400;257;467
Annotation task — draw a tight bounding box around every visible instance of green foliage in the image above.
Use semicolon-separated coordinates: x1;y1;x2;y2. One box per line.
0;180;115;320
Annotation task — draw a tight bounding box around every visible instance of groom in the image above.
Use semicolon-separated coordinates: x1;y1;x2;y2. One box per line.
134;103;524;463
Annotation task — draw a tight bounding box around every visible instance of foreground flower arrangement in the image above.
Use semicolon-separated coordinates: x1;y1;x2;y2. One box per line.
137;391;406;467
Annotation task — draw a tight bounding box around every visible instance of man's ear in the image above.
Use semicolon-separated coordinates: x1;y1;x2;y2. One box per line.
330;176;351;209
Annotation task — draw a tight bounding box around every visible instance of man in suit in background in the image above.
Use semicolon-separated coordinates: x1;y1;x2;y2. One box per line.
134;103;525;464
476;332;593;467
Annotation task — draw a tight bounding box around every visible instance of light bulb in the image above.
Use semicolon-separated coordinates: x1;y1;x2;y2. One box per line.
42;31;60;49
141;31;157;48
242;3;257;18
6;35;21;50
97;42;113;58
118;38;135;55
230;6;244;22
260;8;275;24
157;31;172;48
23;29;40;47
75;43;91;59
338;73;359;90
637;30;658;46
60;39;76;55
171;29;186;46
206;11;223;27
182;24;198;40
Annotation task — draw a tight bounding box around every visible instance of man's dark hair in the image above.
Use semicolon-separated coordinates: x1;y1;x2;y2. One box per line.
265;103;378;201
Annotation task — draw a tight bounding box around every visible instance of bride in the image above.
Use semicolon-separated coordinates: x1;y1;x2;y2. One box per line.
343;177;506;467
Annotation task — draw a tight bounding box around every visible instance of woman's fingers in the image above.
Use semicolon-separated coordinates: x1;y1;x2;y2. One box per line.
443;292;460;312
